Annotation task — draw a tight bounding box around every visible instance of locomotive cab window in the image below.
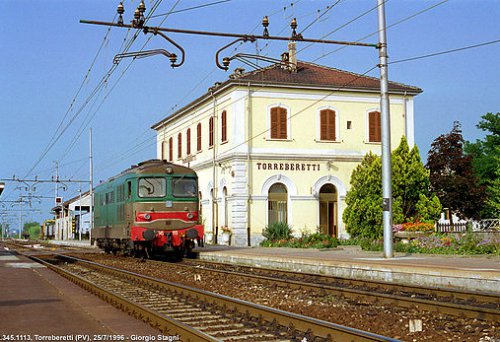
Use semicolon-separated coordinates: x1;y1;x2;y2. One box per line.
138;177;166;198
172;177;197;198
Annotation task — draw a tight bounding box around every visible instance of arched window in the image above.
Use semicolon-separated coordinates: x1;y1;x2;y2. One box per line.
270;107;287;139
168;137;173;161
268;183;288;225
209;117;214;147
177;133;182;159
221;110;227;143
368;111;381;142
197;123;202;151
186;128;191;155
320;109;336;141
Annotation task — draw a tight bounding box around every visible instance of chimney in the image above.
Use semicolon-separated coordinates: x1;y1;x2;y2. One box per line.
229;67;245;79
288;41;297;72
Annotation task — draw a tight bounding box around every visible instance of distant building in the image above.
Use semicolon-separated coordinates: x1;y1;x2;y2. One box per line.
51;191;91;240
152;50;422;246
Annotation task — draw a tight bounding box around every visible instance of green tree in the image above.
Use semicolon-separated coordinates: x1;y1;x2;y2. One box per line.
343;137;441;239
23;221;41;239
343;152;384;239
427;121;486;220
465;113;500;218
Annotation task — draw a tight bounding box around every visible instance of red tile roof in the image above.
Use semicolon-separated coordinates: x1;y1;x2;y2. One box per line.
232;61;422;94
152;60;421;129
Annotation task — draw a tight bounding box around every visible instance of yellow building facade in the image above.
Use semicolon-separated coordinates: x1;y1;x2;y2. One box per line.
152;60;422;246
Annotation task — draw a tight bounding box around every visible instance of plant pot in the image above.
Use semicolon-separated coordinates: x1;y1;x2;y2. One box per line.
205;232;213;244
221;232;231;245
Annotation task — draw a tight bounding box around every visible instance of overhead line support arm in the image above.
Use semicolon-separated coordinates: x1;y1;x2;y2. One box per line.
79;20;378;48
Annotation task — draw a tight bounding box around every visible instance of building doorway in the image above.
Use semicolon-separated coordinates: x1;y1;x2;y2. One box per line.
319;184;337;237
268;183;288;225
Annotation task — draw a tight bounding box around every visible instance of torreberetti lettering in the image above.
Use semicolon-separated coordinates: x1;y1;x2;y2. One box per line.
256;162;321;171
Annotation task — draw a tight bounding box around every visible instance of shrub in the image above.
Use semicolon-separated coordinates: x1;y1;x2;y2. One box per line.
260;231;339;249
300;233;339;249
262;222;293;242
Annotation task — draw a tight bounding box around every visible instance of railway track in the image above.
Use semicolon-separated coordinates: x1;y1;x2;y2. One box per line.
10;241;500;322
32;254;397;342
175;259;500;322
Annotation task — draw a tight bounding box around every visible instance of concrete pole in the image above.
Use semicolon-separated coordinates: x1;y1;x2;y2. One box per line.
377;0;393;258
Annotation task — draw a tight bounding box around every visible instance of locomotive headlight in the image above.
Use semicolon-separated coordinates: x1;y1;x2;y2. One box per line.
187;213;194;220
144;213;151;220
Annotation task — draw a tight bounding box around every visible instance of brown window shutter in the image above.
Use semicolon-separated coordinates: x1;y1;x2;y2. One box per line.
320;110;327;140
177;133;182;158
186;128;191;155
197;123;202;151
329;110;336;141
375;111;381;142
320;109;336;141
221;111;227;142
270;107;278;139
369;111;381;142
278;107;287;139
169;137;173;161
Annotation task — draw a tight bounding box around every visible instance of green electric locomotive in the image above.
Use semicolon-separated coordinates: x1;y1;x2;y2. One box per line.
92;159;203;257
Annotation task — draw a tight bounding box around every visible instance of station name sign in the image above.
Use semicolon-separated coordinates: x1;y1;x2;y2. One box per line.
256;162;321;171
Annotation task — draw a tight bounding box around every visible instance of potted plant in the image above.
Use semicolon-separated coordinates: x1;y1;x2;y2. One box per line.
205;231;213;244
220;226;232;245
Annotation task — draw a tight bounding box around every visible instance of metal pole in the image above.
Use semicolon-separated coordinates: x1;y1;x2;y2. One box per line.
89;128;94;244
78;188;82;241
377;0;393;258
54;161;59;239
19;198;23;239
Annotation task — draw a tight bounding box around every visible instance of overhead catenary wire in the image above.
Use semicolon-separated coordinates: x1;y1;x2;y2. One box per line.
25;1;165;179
312;0;449;62
6;1;165;210
101;1;309;171
298;0;386;55
23;13;118;179
390;38;500;65
149;0;232;18
111;31;500;174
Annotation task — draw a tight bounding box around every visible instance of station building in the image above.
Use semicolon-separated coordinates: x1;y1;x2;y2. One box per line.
51;191;91;241
152;52;422;246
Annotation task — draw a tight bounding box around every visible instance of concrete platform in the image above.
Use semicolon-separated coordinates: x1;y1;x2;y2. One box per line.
198;245;500;294
0;247;158;337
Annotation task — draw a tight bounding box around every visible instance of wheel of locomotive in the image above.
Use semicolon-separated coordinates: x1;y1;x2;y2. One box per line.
123;240;134;257
173;246;184;260
185;240;196;259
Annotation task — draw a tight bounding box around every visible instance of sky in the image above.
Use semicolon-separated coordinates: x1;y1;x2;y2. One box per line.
1;0;499;233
